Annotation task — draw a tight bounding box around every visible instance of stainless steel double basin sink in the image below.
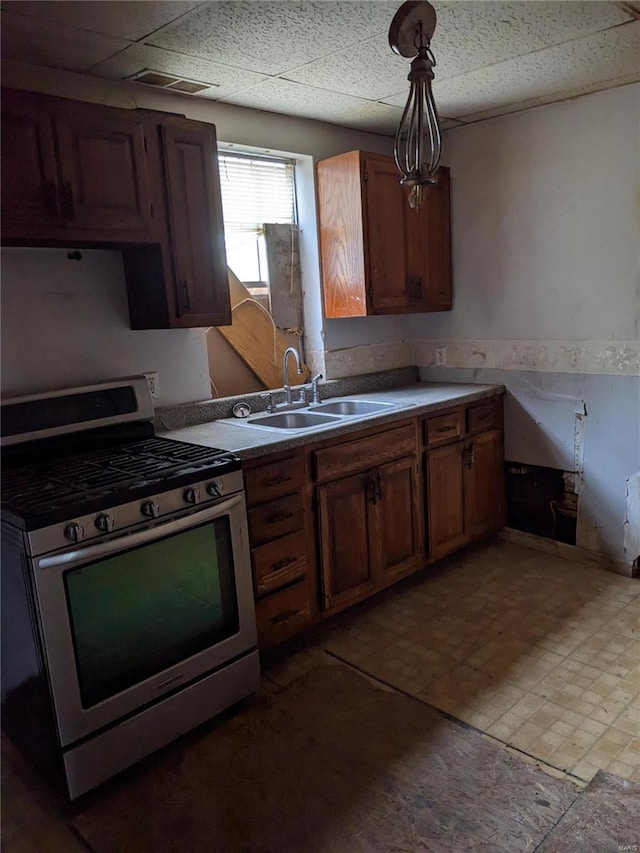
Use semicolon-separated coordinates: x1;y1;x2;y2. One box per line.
228;399;400;432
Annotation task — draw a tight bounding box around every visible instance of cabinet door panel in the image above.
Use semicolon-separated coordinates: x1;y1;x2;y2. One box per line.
364;157;408;313
426;441;467;559
373;457;423;582
161;122;230;324
406;167;451;311
1;91;60;229
318;473;375;612
56;106;151;233
464;429;505;540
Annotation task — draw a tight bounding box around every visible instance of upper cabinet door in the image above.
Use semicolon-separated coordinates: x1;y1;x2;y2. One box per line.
317;150;452;318
363;156;409;314
0;90;61;231
161;121;230;325
405;167;452;312
55;103;152;235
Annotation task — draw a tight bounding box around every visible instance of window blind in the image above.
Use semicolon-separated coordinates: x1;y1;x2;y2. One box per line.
218;152;296;233
218;151;296;286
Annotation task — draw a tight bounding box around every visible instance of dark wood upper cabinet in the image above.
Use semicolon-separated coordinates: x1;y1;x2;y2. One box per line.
161;121;230;326
0;90;60;232
1;88;232;330
316;149;451;318
55;102;151;236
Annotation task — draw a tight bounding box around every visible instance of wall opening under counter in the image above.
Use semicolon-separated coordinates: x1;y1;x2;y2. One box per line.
506;462;577;546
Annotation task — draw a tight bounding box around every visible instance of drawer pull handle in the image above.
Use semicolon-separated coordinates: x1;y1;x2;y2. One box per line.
437;425;456;433
264;474;290;487
272;556;297;572
272;608;303;625
266;510;294;524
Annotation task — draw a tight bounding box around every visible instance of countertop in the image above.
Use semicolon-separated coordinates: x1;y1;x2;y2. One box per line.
160;382;504;460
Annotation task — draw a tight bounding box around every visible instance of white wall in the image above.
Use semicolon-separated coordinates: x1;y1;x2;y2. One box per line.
412;84;640;568
1;61;397;403
0;249;211;406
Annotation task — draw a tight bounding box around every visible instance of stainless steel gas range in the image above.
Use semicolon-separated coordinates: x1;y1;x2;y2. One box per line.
1;376;259;799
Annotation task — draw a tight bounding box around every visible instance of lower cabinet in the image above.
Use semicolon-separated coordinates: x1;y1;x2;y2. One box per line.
314;423;423;616
246;396;505;650
425;402;505;560
244;450;318;651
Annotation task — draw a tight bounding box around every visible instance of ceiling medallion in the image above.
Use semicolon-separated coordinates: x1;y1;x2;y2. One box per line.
389;0;442;210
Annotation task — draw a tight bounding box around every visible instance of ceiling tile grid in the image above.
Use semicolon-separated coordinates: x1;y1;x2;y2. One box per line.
219;76;404;134
0;10;131;73
146;1;400;76
0;1;204;42
0;0;638;134
431;20;640;121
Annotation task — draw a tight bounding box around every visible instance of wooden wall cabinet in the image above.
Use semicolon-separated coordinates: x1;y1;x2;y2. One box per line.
316;150;451;318
425;398;505;560
1;88;231;329
313;423;423;615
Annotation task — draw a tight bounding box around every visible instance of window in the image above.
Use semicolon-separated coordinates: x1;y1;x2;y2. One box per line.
218;151;296;297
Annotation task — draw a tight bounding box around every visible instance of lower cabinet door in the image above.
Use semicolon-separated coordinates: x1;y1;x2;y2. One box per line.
464;429;505;540
318;472;376;613
426;441;467;560
372;456;423;583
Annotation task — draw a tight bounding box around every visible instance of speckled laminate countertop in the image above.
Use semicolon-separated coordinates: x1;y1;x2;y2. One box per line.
160;382;504;460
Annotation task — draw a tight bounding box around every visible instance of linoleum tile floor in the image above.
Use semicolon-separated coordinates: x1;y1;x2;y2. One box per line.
269;542;640;786
3;541;639;851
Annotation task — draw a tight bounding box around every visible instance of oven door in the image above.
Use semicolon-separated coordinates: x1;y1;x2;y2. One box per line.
31;494;257;747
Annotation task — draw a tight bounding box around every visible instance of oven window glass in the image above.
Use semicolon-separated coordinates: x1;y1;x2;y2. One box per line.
64;518;239;708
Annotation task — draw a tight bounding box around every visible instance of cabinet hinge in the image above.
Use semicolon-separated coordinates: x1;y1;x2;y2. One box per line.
150;203;154;218
367;285;374;302
363;169;368;182
143;134;148;153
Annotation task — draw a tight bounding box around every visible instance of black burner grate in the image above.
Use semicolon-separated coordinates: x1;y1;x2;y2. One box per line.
1;438;239;520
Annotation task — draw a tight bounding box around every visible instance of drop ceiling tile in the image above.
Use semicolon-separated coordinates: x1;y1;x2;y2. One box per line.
221;78;403;134
282;2;632;104
1;1;203;42
435;21;640;120
283;32;410;101
91;44;266;99
0;11;131;72
147;1;399;76
431;1;633;82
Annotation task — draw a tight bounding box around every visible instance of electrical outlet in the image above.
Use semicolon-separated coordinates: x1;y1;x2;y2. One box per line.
143;371;159;399
435;346;447;366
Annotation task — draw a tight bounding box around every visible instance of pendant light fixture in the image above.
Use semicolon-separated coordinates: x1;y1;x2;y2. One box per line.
389;0;442;210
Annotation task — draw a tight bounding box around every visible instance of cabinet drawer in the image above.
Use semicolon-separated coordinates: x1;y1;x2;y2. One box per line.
249;493;303;546
424;409;463;446
253;531;307;597
313;424;416;482
468;399;501;434
244;455;303;507
255;581;312;649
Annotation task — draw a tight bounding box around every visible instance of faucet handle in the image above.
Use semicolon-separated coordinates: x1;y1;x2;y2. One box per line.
259;391;276;413
311;373;323;404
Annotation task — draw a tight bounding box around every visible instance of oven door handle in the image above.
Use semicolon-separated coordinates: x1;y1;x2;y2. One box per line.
36;495;244;570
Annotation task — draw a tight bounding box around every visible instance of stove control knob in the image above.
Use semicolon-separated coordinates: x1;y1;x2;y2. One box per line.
141;500;160;519
64;522;85;542
184;487;200;505
206;481;223;498
95;514;115;533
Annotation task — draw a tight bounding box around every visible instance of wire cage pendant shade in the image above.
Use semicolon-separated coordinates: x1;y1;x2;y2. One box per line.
389;0;442;209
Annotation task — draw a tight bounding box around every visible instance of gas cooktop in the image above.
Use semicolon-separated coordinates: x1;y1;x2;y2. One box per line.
1;436;240;530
